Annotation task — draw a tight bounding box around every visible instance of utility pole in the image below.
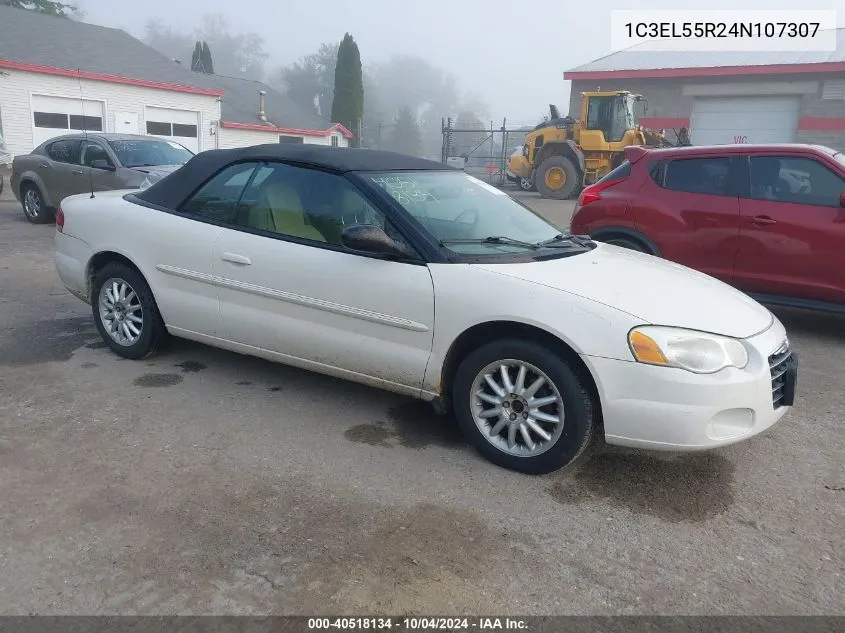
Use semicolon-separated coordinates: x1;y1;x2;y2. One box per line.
357;118;363;149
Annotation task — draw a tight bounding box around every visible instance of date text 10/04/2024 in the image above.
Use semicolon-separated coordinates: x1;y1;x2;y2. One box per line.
624;22;821;38
307;617;529;630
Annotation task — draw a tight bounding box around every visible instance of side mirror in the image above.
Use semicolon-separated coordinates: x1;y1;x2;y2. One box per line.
340;224;417;259
840;191;845;208
90;159;115;171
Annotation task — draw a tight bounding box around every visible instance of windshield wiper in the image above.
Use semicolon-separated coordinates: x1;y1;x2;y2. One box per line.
440;236;539;249
536;233;593;248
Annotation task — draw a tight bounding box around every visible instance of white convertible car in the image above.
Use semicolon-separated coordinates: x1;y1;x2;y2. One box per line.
54;144;797;474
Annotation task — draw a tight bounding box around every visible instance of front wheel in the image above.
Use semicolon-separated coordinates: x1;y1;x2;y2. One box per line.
535;156;579;200
452;339;597;475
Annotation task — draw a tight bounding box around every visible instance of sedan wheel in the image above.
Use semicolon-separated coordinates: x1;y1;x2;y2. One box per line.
21;184;51;224
519;177;533;191
98;278;145;347
470;359;565;457
453;339;597;474
91;261;168;359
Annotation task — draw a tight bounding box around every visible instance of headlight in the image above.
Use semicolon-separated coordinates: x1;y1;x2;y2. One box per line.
628;325;748;374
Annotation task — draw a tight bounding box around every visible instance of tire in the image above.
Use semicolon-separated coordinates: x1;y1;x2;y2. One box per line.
535;156;579;200
452;338;597;475
20;182;52;224
91;261;168;360
602;236;648;252
519;176;534;192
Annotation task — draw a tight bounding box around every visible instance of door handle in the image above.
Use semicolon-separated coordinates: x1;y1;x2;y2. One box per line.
747;215;777;226
37;163;49;169
221;252;251;265
70;169;83;175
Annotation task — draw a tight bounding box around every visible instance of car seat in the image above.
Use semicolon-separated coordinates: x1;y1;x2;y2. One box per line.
245;178;326;242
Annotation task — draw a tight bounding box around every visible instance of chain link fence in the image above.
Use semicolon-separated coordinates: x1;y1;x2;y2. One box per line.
440;118;530;187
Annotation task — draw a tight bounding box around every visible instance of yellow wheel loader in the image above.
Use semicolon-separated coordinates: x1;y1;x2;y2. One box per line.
507;91;673;200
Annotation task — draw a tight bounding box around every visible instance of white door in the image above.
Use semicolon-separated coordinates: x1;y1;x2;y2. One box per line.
31;94;105;147
209;161;436;393
113;111;140;135
690;96;801;145
144;106;200;153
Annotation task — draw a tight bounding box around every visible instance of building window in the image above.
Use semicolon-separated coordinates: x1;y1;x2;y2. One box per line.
69;115;103;131
279;135;304;144
331;135;339;147
172;123;198;138
34;112;69;129
146;121;172;136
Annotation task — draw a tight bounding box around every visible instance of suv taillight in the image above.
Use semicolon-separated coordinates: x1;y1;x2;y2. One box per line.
578;177;626;208
56;207;64;232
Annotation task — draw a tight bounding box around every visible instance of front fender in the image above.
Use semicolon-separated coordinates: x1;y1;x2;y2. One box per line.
423;263;639;394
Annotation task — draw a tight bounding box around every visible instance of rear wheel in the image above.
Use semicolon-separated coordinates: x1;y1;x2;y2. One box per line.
20;183;52;224
452;339;597;475
519;176;534;191
91;262;168;360
536;156;579;200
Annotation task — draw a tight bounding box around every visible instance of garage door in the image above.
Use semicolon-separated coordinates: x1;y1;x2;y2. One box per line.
144;106;200;153
690;96;801;145
31;94;105;148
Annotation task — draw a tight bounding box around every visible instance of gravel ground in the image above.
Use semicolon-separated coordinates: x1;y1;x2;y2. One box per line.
0;194;842;616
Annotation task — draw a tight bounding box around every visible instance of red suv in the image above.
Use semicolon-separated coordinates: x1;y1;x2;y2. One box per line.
570;143;845;312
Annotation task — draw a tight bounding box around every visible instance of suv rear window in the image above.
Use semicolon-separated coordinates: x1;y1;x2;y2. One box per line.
597;160;631;183
655;156;732;196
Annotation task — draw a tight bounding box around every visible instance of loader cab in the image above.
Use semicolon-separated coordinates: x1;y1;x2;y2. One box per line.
581;92;639;143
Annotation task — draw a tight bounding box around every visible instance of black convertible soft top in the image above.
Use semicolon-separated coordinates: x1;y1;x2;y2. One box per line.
133;144;453;210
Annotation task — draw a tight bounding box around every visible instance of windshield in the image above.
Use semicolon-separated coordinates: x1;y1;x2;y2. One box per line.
366;171;562;254
107;139;194;168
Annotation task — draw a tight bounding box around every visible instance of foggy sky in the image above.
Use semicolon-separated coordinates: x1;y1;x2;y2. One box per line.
76;0;844;124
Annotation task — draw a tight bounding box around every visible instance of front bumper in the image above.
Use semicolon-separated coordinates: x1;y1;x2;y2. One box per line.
583;319;795;451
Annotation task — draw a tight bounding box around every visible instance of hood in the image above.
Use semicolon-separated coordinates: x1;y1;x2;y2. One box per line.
127;164;183;177
474;243;773;339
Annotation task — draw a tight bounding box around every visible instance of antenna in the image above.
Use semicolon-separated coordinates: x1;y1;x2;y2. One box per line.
76;69;95;198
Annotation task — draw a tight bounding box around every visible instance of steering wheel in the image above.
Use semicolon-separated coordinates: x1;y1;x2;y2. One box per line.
454;208;479;226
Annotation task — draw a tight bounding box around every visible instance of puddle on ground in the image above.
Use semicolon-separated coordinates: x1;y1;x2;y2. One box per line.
175;360;207;373
0;316;98;365
345;401;464;450
133;373;184;388
549;449;735;523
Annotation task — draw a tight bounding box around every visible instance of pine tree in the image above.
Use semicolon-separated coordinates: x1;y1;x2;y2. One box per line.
330;33;364;148
191;41;203;72
389;106;422;157
201;41;214;74
0;0;77;16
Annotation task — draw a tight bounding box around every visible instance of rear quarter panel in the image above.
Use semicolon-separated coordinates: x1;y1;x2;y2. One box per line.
58;191;224;336
11;154;51;205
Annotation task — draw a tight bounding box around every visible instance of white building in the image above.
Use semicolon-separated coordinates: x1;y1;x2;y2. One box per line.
0;5;352;163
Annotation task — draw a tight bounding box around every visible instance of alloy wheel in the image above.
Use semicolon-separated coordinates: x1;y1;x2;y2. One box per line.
470;359;565;457
98;277;144;347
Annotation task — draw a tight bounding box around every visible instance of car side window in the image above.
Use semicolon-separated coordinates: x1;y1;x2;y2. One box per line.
179;161;261;223
80;141;111;168
749;155;845;208
46;139;81;165
234;161;389;246
660;157;732;196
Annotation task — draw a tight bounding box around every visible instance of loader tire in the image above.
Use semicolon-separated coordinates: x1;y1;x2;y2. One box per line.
536;156;579;200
